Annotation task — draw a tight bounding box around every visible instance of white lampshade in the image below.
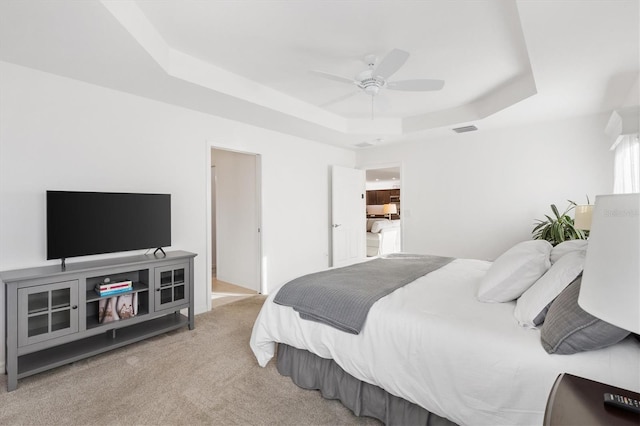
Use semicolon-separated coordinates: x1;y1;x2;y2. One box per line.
383;204;397;215
574;204;594;230
578;193;640;334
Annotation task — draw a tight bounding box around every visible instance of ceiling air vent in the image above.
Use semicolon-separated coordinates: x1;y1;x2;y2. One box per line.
452;125;478;133
354;141;375;148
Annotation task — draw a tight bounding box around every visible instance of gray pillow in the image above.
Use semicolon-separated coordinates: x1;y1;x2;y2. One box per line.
532;300;552;326
540;276;630;354
532;274;582;326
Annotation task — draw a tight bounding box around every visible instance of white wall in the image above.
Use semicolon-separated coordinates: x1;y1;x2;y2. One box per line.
357;115;614;260
0;61;355;367
366;180;401;191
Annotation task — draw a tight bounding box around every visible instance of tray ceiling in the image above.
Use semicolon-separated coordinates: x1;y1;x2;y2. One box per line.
1;0;638;149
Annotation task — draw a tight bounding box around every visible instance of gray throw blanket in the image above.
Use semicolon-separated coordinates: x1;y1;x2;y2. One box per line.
274;254;454;334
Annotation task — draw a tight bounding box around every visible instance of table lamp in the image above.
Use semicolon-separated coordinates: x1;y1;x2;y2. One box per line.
383;203;397;219
578;193;640;334
574;204;594;230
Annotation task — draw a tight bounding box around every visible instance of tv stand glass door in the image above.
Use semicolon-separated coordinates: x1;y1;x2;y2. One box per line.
18;280;79;346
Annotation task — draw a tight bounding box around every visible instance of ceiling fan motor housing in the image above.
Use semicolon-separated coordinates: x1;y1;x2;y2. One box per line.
362;78;382;95
356;69;384;96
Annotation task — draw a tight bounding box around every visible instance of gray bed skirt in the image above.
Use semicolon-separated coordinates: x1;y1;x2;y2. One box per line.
276;344;458;426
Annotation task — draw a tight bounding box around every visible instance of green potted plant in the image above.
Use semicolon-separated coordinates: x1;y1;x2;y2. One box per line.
532;200;588;246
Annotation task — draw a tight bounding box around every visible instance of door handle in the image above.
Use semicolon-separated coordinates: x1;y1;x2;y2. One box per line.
333;224;341;228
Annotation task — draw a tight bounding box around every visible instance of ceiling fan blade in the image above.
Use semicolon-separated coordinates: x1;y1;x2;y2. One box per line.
320;91;361;107
310;70;356;85
373;49;409;80
387;79;445;91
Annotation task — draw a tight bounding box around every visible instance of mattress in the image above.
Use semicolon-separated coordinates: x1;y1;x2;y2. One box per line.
250;258;640;425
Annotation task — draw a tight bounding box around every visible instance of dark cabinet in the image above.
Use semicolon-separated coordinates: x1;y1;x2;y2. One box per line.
366;191;378;205
367;189;400;205
366;189;400;218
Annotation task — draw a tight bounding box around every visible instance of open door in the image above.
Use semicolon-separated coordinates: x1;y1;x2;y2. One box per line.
331;165;366;267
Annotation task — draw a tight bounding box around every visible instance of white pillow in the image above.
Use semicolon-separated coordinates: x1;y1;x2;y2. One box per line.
477;240;552;303
550;239;588;264
370;219;391;233
514;249;585;328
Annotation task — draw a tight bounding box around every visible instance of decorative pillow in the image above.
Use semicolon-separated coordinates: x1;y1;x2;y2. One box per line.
370;219;391;233
477;240;552;303
514;250;585;328
540;277;630;354
550;239;588;264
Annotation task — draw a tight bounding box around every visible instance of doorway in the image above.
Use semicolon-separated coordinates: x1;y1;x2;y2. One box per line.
364;165;402;256
206;146;262;310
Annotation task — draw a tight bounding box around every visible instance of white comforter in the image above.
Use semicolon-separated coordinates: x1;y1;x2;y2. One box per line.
250;259;640;426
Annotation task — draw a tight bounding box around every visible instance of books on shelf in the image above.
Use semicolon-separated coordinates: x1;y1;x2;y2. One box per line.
95;280;137;323
95;280;132;296
96;287;132;297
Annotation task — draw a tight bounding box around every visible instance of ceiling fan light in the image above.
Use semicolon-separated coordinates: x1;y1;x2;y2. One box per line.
364;85;379;96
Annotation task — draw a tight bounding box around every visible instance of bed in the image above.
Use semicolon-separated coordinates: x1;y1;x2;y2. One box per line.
250;244;640;426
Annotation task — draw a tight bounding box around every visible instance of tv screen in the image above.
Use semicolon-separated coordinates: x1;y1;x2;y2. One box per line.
47;191;171;260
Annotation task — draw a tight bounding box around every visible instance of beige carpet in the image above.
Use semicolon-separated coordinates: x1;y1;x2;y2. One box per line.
0;296;380;425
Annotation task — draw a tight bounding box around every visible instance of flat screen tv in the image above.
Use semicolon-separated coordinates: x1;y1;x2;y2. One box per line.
47;191;171;262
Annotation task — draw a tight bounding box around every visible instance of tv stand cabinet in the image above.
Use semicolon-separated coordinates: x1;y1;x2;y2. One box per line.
2;250;196;391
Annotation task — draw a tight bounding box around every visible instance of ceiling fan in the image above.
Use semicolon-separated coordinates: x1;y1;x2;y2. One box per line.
311;48;444;116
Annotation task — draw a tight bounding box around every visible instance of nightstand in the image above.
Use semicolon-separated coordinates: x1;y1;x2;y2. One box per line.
544;373;640;425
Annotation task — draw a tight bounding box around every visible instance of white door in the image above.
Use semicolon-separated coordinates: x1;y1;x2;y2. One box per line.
331;165;366;267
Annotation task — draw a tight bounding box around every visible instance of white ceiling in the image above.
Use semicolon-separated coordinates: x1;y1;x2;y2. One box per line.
135;0;529;118
1;0;638;149
366;167;400;183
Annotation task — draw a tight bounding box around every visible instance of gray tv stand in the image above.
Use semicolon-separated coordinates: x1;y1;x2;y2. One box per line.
2;250;196;391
